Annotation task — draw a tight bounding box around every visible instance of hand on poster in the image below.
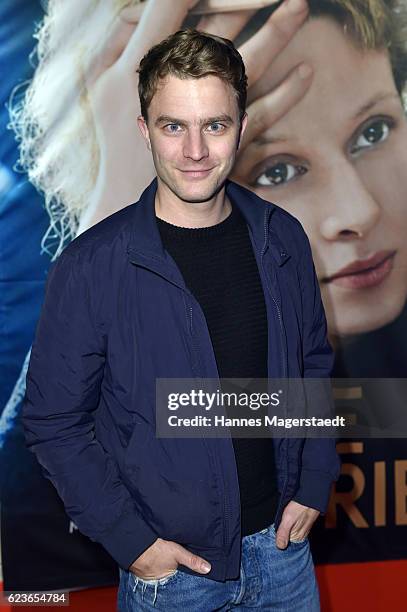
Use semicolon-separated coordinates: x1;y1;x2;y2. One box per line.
79;0;313;233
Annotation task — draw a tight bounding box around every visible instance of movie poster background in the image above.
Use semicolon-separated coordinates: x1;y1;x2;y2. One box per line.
1;0;406;592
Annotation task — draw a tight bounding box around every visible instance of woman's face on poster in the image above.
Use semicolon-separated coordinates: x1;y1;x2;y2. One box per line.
233;17;407;338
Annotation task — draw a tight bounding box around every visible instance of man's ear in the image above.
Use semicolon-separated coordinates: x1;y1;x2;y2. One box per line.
137;115;151;150
237;112;248;151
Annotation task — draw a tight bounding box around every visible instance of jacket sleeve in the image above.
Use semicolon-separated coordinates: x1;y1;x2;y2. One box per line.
21;250;158;569
291;225;341;514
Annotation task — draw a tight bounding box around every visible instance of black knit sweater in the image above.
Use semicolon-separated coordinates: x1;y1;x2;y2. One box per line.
156;200;279;536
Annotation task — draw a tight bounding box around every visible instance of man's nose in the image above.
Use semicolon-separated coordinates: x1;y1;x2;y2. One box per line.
183;129;209;161
319;159;381;241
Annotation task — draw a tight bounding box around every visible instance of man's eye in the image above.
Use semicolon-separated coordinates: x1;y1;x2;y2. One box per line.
206;123;225;133
165;124;182;133
350;119;393;154
255;162;307;187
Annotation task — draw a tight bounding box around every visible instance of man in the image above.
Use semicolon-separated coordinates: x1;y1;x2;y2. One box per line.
22;27;340;611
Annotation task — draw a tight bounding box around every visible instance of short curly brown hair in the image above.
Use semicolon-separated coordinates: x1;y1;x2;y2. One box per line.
137;28;248;122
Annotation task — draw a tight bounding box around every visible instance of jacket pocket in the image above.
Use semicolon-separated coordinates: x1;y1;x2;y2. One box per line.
122;423;224;551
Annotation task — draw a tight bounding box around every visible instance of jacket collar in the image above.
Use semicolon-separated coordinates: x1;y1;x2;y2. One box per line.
126;177;290;272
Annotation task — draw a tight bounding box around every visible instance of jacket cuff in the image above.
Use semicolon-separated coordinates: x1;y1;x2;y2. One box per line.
292;468;335;515
97;508;159;570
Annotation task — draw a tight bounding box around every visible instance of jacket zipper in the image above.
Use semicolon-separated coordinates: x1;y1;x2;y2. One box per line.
187;298;232;555
259;210;290;523
260;214;287;381
187;303;201;377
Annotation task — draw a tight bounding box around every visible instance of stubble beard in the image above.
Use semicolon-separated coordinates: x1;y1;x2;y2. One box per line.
160;161;234;204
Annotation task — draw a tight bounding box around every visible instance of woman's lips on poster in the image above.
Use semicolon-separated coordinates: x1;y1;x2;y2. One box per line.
325;250;397;289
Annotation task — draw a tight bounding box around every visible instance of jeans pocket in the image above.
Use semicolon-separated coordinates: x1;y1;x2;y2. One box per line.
131;568;179;586
126;568;181;608
289;536;309;545
270;524;308;544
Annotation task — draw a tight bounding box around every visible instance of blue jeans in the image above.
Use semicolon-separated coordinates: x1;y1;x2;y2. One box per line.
117;523;320;611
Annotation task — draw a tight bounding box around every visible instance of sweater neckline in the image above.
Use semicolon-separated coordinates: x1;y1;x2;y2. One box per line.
155;201;242;239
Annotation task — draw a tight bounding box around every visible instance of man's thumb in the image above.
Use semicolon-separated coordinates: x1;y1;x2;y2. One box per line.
177;546;211;574
276;524;290;549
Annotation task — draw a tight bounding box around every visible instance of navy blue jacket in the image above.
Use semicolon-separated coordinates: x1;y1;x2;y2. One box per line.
22;178;340;581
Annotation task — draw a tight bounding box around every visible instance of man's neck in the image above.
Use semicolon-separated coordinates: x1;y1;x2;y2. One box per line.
154;178;232;228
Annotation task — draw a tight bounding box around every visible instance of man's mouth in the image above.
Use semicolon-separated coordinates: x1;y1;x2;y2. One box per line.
178;167;214;179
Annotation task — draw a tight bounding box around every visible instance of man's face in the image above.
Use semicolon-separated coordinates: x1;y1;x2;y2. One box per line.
138;74;247;203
